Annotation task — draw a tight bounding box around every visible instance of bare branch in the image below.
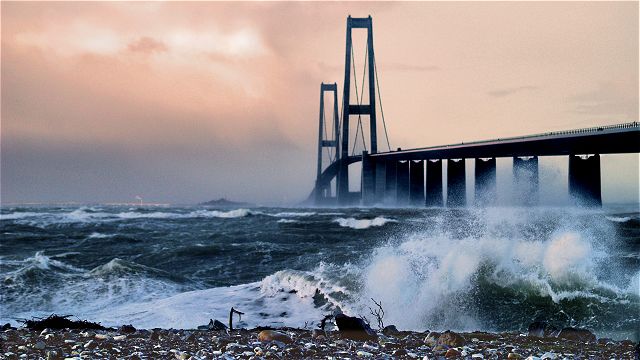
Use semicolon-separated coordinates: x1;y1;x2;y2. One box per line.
368;298;385;330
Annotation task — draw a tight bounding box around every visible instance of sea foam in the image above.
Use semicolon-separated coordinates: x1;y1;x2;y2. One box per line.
333;216;396;229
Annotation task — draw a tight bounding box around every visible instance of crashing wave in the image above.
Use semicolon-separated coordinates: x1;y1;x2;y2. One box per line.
333;216;396;229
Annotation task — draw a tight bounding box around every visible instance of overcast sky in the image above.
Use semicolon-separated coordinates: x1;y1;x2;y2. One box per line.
1;2;638;205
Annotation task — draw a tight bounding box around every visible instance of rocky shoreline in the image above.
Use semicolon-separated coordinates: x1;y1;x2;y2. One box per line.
1;323;637;359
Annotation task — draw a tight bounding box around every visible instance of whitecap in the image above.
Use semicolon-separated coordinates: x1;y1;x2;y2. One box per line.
190;208;254;218
277;219;298;224
0;212;41;220
605;216;632;223
273;212;316;217
87;232;113;239
333;216;396;229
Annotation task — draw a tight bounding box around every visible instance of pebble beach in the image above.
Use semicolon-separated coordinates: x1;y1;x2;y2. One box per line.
1;325;637;359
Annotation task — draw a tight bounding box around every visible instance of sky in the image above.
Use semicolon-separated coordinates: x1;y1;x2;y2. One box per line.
1;1;638;205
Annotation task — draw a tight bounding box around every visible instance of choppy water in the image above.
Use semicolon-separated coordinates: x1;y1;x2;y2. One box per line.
1;205;638;340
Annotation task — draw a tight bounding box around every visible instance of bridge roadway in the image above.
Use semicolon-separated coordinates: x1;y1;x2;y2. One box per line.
313;122;639;206
370;121;639;161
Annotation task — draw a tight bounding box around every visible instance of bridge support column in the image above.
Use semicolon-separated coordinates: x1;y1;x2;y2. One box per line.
410;160;425;206
396;161;410;206
384;160;397;205
337;162;350;205
426;160;443;206
447;159;466;207
568;154;602;207
361;151;375;205
513;156;539;205
474;158;496;206
374;161;386;204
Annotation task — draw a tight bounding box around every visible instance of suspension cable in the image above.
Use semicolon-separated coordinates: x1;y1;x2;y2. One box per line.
336;90;343;162
322;102;333;160
373;56;391;152
351;45;362;155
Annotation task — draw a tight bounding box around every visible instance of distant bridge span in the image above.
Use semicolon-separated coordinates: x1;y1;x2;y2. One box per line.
372;122;640;161
311;16;639;207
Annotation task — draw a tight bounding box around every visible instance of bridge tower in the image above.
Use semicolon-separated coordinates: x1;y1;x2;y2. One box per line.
315;83;340;203
337;16;378;204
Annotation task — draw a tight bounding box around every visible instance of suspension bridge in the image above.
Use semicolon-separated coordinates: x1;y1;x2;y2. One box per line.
311;16;640;207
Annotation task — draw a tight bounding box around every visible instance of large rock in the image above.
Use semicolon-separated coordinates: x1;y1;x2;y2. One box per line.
209;319;227;331
197;319;227;331
436;330;466;347
382;325;400;336
557;327;596;342
424;331;440;347
257;330;292;344
118;324;136;334
334;314;377;341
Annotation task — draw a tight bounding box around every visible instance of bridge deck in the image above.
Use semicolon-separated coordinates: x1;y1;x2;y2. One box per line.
370;122;639;161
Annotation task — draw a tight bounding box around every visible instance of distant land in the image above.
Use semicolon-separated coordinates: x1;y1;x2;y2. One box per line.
199;198;254;207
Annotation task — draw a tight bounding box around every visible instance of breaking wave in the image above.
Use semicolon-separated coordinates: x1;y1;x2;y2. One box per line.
333;216;397;229
353;208;639;334
605;216;632;223
277;219;298;224
272;212;316;217
0;207;257;226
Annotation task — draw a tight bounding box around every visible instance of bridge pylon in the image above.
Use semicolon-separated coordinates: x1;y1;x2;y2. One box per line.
315;83;340;204
337;15;378;205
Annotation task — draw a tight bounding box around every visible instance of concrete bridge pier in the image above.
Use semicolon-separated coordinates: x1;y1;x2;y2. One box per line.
396;160;410;206
568;154;602;206
426;160;444;206
374;161;386;204
513;156;539;205
474;158;496;206
410;161;425;206
384;160;397;205
361;151;376;205
447;159;466;207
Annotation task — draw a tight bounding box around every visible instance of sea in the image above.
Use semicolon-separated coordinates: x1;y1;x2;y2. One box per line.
1;205;638;341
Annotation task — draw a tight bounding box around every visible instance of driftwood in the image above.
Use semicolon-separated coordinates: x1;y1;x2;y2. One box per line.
368;298;385;330
318;314;333;330
228;307;245;331
20;314;107;331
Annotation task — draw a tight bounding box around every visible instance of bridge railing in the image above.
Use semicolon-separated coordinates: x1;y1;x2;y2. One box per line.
379;121;639;153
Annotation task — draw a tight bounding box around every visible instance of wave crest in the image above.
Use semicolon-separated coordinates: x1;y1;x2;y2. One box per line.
333;216;396;229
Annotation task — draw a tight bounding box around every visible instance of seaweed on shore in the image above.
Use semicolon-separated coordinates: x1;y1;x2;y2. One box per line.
19;314;108;331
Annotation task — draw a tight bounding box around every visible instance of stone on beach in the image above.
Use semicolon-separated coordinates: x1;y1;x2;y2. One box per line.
118;324;136;334
198;319;227;331
445;348;461;357
334;314;377;341
424;331;440;346
257;330;292;344
382;324;400;336
311;329;326;339
557;327;596;342
437;330;466;347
